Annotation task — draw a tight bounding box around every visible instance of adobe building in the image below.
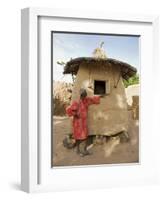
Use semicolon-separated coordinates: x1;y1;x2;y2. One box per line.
63;45;137;136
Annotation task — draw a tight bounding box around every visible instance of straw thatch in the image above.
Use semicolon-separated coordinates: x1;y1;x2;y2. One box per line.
63;57;137;80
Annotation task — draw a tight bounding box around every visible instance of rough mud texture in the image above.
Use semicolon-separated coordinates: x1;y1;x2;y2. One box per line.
52;111;139;167
71;64;129;136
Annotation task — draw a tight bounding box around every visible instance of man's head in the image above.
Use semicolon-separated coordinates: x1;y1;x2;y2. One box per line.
80;88;87;99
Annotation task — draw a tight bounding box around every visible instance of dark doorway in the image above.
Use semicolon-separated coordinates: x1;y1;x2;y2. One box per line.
94;80;106;95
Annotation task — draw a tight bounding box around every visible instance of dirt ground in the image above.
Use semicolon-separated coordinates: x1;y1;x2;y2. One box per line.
52;111;139;167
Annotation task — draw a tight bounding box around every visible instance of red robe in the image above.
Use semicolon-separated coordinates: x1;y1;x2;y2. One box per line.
66;96;100;140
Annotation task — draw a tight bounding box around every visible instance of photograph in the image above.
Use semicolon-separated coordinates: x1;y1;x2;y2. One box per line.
52;32;140;167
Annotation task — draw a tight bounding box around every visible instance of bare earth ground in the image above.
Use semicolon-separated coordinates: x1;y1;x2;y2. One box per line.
52;111;139;167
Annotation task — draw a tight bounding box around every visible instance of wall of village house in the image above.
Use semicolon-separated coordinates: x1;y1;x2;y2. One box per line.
71;63;129;136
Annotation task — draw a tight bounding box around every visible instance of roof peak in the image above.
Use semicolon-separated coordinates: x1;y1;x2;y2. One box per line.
92;41;107;59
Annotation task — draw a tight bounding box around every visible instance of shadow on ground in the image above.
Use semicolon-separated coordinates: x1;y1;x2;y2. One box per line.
52;111;139;167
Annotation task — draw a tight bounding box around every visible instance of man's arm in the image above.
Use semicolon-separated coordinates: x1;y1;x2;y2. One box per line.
66;101;79;117
87;96;100;105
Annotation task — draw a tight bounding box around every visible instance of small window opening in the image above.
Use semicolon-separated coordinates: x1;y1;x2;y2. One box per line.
94;80;106;95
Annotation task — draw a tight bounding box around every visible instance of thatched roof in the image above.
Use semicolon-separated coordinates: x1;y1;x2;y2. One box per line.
63;57;137;80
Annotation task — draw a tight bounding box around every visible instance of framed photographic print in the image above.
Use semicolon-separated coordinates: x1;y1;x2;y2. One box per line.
21;8;159;193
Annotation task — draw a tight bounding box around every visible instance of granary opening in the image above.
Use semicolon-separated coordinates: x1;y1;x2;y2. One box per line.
94;80;106;95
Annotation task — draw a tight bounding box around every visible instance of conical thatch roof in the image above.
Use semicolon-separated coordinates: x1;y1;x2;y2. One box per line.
63;57;137;80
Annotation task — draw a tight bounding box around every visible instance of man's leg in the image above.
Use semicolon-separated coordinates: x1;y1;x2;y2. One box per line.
76;138;93;156
83;138;92;155
76;140;82;155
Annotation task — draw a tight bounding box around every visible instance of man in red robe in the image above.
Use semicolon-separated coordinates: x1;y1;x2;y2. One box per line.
66;88;101;156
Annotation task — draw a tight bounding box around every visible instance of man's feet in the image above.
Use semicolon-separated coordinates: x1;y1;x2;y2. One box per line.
76;150;85;157
76;139;93;157
77;150;92;157
78;153;85;157
83;150;92;156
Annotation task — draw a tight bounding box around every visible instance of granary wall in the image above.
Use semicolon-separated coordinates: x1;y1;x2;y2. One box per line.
72;63;129;136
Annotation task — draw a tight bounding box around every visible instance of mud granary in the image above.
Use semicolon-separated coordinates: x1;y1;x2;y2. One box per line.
63;46;137;136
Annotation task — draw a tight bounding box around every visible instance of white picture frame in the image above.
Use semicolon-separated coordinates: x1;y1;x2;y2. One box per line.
21;7;159;193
